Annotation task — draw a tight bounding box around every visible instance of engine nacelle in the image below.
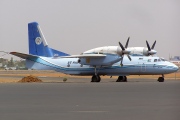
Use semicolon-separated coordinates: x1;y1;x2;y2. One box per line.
83;46;157;57
127;47;157;56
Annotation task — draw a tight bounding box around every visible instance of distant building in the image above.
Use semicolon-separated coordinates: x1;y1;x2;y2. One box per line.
170;56;180;68
170;56;180;61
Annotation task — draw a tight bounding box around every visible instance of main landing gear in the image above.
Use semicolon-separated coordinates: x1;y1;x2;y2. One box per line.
116;76;127;82
91;75;101;82
157;74;164;82
91;66;101;82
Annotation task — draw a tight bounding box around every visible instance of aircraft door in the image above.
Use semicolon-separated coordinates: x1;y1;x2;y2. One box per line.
141;63;146;72
138;58;146;72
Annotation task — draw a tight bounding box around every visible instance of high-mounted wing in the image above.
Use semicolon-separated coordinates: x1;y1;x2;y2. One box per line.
61;54;121;66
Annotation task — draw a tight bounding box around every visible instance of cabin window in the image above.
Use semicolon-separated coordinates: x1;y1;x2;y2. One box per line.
158;59;161;62
148;59;151;62
139;58;143;60
154;59;157;62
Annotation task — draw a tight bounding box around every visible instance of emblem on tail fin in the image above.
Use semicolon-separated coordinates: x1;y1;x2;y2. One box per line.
28;22;69;57
35;37;42;45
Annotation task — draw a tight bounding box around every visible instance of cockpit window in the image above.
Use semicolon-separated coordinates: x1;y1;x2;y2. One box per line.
160;58;167;61
154;59;157;62
161;59;165;61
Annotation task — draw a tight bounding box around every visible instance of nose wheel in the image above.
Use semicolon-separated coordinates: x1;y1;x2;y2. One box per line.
157;74;164;82
157;77;164;82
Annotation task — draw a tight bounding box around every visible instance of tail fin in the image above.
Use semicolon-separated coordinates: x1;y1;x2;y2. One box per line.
28;22;69;57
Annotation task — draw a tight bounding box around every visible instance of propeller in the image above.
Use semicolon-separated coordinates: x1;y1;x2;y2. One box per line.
146;40;157;56
118;37;131;66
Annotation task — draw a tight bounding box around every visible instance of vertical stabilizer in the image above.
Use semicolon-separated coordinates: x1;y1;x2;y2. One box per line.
28;22;69;57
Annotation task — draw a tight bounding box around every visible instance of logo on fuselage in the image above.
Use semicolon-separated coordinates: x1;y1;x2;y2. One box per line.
35;37;42;45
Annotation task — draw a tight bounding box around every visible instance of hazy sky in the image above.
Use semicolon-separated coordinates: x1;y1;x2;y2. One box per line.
0;0;180;60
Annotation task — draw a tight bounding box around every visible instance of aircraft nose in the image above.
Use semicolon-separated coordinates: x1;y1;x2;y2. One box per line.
176;66;179;71
174;65;179;72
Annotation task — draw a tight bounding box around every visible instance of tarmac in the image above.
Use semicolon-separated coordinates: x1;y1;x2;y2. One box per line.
0;81;180;120
0;70;180;120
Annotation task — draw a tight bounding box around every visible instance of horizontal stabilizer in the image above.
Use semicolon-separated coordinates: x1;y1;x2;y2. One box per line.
60;54;106;58
10;52;38;59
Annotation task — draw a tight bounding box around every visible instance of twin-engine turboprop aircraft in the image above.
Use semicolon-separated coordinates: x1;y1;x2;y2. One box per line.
10;22;179;82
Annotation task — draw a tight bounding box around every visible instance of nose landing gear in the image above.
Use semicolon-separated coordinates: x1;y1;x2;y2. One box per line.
157;74;164;82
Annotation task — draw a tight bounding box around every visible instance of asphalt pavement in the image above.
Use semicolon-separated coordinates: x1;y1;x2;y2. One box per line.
0;81;180;120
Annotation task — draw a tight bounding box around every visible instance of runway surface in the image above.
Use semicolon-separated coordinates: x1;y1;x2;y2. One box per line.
0;81;180;120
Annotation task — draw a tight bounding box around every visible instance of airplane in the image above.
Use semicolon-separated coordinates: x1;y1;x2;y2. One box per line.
10;22;179;82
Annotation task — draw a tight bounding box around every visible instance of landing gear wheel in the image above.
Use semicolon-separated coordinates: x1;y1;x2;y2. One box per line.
116;76;123;82
123;76;127;82
116;76;127;82
91;75;101;82
157;77;164;82
96;76;101;82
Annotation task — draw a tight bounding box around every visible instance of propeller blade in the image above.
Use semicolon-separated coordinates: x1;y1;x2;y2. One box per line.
118;38;131;66
146;40;151;51
127;54;132;61
125;37;130;48
151;40;156;49
119;42;125;51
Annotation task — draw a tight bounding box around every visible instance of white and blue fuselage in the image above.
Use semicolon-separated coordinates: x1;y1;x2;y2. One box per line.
26;55;178;76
